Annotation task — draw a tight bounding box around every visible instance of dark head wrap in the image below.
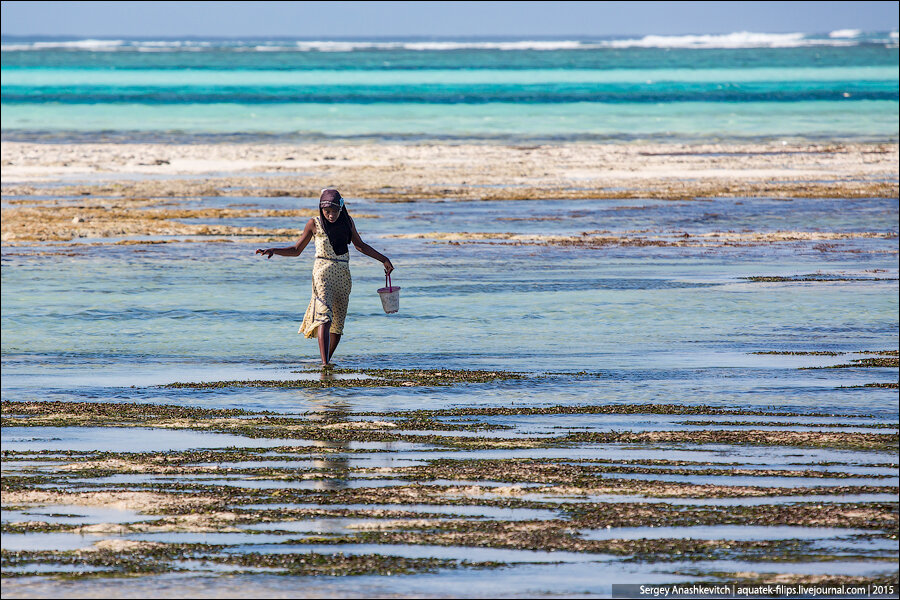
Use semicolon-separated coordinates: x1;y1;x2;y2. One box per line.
318;188;351;255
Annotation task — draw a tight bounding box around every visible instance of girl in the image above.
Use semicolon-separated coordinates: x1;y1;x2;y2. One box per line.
256;189;394;368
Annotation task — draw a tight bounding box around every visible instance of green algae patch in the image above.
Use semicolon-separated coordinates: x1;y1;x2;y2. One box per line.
164;368;528;389
802;356;900;369
4;401;894;449
248;481;900;504
703;573;900;589
748;349;899;371
568;502;898;533
273;524;890;563
561;430;898;452
213;551;492;576
385;458;897;488
752;351;843;356
3;400;882;430
353;404;861;419
740;275;898;282
1;522;82;534
675;420;898;430
1;400;254;420
1;545;472;579
844;382;900;389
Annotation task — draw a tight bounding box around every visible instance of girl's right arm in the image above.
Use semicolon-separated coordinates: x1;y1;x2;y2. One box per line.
256;218;315;259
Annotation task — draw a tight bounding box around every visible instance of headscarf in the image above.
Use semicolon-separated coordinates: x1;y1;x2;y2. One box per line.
318;188;351;255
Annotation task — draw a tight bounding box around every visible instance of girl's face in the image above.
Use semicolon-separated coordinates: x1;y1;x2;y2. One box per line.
322;207;341;223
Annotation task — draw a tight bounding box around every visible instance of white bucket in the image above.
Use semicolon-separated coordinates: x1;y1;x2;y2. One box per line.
377;274;400;314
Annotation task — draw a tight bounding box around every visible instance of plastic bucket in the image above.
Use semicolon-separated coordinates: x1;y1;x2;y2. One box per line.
377;274;400;314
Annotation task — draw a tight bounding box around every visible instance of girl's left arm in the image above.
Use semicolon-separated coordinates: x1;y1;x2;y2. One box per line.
349;217;394;275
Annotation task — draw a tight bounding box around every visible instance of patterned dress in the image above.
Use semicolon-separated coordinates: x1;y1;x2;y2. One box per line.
299;216;352;338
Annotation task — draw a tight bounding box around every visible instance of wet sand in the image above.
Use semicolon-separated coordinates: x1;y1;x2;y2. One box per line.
3;141;897;245
3;141;897;200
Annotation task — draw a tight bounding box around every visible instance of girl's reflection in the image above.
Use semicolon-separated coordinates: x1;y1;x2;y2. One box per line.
307;383;351;491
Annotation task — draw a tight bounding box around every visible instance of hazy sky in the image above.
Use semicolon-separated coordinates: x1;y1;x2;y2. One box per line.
2;1;898;38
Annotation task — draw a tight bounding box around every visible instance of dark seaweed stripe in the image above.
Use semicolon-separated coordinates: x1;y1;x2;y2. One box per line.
3;45;898;70
2;90;896;104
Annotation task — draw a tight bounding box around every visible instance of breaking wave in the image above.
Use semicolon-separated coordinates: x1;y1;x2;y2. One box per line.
2;32;896;52
599;32;859;49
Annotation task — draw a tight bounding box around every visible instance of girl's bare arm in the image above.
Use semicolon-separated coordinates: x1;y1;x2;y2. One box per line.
256;218;315;258
349;217;394;274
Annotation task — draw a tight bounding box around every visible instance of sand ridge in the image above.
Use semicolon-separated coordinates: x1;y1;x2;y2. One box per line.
3;141;897;201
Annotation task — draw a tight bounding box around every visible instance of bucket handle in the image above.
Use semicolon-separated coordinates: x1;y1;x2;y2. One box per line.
385;273;392;291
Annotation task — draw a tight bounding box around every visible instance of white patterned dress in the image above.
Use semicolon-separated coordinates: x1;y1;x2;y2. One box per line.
299;217;352;338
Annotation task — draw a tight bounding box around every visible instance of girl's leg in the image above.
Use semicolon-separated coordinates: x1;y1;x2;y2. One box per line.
317;322;332;365
327;333;342;363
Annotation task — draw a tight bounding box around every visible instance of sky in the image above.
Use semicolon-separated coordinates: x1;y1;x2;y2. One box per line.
1;1;898;38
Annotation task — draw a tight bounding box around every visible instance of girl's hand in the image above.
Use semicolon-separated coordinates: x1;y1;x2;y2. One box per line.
256;248;274;259
383;260;394;275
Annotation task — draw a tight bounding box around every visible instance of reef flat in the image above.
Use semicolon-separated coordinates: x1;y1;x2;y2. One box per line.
2;138;897;592
3;369;898;584
3;142;897;248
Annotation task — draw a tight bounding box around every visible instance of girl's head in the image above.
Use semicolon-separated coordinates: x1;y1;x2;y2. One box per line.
317;188;352;255
319;188;344;223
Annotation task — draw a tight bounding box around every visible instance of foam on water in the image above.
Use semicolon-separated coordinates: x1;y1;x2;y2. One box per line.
3;32;895;52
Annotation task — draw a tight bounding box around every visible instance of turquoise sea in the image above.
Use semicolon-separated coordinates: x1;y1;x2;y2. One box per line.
1;31;898;142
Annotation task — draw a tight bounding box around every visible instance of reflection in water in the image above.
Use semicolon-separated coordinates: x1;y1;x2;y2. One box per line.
307;385;351;491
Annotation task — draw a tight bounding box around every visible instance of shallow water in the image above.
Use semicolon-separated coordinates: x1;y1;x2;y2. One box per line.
2;168;897;594
2;505;146;526
235;503;561;521
240;519;408;534
3;194;898;373
0;427;311;452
